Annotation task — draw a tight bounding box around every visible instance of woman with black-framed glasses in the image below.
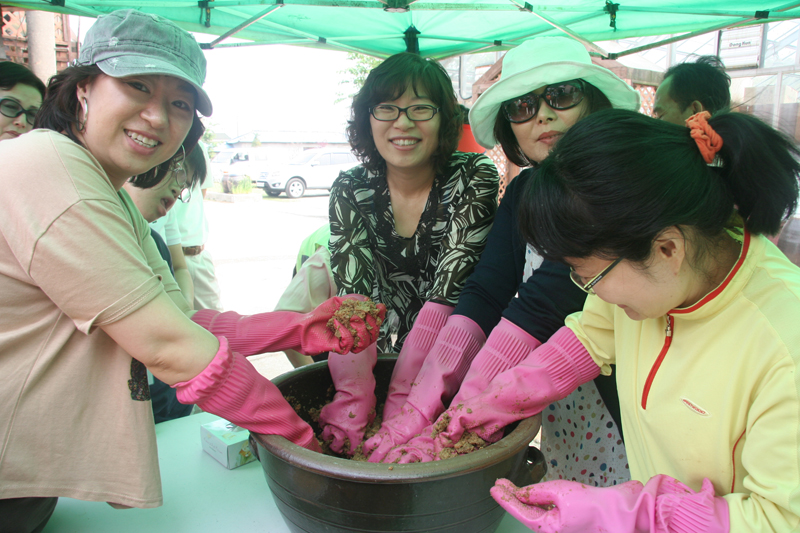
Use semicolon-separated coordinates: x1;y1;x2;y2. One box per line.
0;62;45;142
320;52;501;456
366;37;640;488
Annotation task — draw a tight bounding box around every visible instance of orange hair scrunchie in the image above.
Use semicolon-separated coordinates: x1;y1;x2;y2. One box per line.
685;111;723;164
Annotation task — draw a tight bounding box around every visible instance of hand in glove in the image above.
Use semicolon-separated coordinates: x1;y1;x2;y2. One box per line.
490;476;730;533
192;295;385;356
318;343;378;456
382;327;598;463
365;314;485;462
173;336;321;452
381;301;454;421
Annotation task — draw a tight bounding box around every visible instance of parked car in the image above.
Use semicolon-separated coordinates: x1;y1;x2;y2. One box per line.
255;148;359;198
210;149;268;186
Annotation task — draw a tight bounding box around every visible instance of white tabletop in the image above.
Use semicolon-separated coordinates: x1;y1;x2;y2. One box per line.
43;412;532;533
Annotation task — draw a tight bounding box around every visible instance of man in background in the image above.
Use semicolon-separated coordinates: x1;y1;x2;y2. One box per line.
653;55;731;124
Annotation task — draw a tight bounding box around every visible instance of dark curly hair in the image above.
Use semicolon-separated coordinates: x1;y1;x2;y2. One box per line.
493;79;612;167
346;53;461;175
35;64;204;189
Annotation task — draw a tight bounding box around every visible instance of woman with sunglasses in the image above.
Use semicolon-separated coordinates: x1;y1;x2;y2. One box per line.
480;109;800;532
366;37;640;481
0;61;45;141
319;52;500;455
0;10;381;531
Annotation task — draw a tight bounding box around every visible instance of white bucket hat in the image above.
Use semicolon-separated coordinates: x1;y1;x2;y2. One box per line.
469;36;640;149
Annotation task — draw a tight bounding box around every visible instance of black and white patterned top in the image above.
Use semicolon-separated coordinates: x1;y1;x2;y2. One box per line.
329;152;499;352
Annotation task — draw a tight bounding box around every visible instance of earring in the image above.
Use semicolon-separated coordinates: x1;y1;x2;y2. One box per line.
77;98;89;132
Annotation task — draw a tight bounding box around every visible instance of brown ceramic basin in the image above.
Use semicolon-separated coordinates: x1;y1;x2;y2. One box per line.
251;355;544;533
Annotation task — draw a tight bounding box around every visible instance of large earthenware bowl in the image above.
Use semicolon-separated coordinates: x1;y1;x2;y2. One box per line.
251;355;544;533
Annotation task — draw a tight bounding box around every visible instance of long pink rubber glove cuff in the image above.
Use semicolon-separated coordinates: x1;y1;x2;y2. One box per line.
365;314;485;461
318;343;378;456
173;337;321;452
450;318;543;406
382;301;454;421
491;475;730;533
384;326;597;463
192;295;385;356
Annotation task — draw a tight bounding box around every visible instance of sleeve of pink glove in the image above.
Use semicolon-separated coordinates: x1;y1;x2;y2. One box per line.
191;295;385;356
364;314;485;462
490;475;730;533
318;343;378;456
172;336;321;452
382;301;454;421
441;326;598;444
382;326;598;463
450;317;542;406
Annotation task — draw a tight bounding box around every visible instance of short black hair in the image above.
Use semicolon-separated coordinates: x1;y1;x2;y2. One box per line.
347;53;461;175
36;64;204;189
493;80;612;167
519;109;799;266
0;61;46;99
663;55;731;115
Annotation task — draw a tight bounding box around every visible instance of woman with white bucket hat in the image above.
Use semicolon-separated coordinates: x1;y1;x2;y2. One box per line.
366;36;640;484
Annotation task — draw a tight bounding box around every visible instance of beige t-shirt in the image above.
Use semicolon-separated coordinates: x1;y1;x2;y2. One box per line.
0;130;184;508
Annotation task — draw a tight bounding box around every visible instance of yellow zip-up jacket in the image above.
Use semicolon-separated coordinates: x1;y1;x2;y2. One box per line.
566;231;800;532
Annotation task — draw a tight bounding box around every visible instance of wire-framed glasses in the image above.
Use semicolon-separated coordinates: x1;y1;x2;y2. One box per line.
0;98;39;126
168;155;192;203
370;104;440;122
569;257;623;294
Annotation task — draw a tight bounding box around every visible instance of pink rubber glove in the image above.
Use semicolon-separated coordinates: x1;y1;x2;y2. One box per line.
383;326;598;463
192;295;385;356
451;318;542;406
173;337;322;452
365;314;485;462
318;343;378;456
491;475;730;533
382;301;454;421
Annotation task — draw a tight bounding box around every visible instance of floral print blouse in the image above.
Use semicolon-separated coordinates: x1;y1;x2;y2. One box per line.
329;152;499;352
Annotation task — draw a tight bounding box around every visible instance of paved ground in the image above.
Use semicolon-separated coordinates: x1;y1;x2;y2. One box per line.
202;191;330;379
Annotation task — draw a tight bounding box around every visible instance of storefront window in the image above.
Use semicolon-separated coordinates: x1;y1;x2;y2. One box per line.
730;75;777;124
764;21;799;69
779;73;800;141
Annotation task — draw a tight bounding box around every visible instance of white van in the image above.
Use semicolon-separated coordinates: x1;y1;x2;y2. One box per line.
256;148;358;198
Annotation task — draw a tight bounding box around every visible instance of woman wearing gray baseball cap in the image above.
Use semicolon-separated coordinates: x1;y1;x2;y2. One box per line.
367;37;639;485
0;9;381;531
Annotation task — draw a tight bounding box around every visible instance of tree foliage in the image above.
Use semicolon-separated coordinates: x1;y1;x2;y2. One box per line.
336;52;383;104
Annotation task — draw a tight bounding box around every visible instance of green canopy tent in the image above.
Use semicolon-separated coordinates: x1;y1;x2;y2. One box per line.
2;1;800;59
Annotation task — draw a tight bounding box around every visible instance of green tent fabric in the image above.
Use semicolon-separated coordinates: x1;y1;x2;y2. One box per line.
4;1;800;59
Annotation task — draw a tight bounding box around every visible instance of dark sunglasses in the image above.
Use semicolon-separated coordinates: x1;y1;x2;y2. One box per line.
502;80;586;124
0;98;39;126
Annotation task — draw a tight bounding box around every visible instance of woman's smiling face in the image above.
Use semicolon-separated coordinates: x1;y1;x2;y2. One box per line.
75;74;196;188
369;84;440;178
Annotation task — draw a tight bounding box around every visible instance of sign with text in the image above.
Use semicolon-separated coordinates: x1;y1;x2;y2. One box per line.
720;26;763;69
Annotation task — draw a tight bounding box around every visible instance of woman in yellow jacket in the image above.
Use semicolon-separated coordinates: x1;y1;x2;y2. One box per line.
390;109;800;532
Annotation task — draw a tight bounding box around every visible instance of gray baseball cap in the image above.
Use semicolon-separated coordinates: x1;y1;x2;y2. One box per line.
78;9;212;116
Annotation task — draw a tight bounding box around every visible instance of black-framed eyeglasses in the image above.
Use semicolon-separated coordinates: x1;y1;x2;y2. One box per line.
0;97;39;126
569;257;623;295
502;80;586;124
370;104;440;122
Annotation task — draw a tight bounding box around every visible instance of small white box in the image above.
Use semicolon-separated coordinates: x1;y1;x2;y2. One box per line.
200;418;256;469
